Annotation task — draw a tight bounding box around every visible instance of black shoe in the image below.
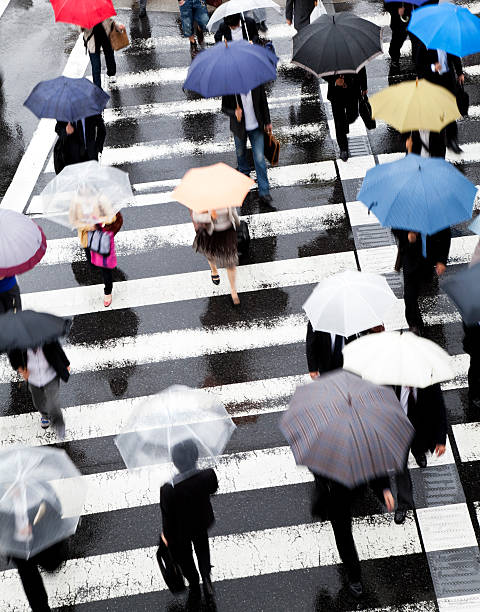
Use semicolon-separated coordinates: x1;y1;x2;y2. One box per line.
415;453;427;468
203;577;215;599
447;139;462;154
394;509;407;525
258;21;268;32
258;193;273;205
187;584;202;608
339;149;349;162
348;581;363;598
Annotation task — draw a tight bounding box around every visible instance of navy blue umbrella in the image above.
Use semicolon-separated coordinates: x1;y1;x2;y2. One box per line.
183;40;278;98
24;76;110;123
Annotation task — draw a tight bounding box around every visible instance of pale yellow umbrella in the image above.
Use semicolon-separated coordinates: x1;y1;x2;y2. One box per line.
173;162;254;213
370;78;461;133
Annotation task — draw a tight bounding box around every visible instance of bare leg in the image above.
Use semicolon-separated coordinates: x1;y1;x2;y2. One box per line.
207;259;218;276
226;267;239;304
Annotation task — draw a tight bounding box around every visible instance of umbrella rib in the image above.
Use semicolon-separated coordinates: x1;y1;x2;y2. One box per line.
184;423;218;460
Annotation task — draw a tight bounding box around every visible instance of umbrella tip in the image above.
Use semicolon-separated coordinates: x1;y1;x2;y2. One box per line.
416;77;418;87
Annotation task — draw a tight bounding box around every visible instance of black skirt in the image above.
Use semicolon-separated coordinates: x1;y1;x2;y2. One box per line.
193;226;239;268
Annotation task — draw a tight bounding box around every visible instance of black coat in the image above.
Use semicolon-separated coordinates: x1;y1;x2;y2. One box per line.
393;228;451;268
463;322;480;357
54;114;106;174
285;0;316;31
222;85;271;139
410;130;446;159
325;68;367;103
214;17;259;43
415;43;463;94
160;469;218;547
393;384;447;453
306;322;356;374
8;341;70;383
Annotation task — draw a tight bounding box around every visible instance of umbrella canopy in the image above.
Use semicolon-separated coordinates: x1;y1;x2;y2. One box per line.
370;79;460;133
342;331;454;387
49;0;116;29
292;13;383;77
357;154;476;236
24;76;110;124
385;0;429;5
303;271;397;337
173;163;254;212
280;371;414;488
0;311;71;352
408;3;480;58
207;0;281;30
0;210;47;277
0;446;86;559
41;160;133;230
114;386;236;475
469;214;480;235
443;263;480;325
183;40;278;98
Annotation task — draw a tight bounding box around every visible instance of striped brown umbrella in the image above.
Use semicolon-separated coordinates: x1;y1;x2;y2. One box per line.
280;370;414;488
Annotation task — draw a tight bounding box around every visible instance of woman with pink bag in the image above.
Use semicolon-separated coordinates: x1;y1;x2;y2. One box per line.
89;212;123;307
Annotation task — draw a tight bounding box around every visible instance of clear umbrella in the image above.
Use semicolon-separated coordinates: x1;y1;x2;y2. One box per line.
207;0;281;31
40;160;134;230
0;447;86;559
114;386;236;479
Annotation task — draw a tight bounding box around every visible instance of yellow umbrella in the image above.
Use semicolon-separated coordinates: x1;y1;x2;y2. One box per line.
173;162;254;212
370;78;460;133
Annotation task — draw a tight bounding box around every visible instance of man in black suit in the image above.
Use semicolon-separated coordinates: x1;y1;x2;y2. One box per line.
160;440;218;604
214;13;259;43
53;114;106;174
415;42;464;153
286;0;316;32
464;322;480;408
306;322;358;378
392;383;447;524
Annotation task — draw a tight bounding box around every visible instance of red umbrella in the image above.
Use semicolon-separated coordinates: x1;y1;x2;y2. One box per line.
49;0;116;29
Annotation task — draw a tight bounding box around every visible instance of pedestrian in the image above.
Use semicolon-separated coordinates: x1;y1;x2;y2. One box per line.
214;13;259;43
306;323;358;379
81;18;126;89
0;275;22;313
325;68;368;161
160;440;218;606
393;228;451;334
53;114;106;175
463;240;480;408
406;129;446;159
8;342;70;437
385;1;413;70
311;473;394;597
391;381;447;524
222;85;273;205
415;41;464;154
247;8;268;32
177;0;209;59
192;207;241;305
139;0;148;18
286;0;316;31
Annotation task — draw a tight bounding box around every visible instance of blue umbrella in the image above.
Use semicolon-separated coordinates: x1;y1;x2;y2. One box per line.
24;76;110;123
384;0;429;6
183;40;278;98
469;214;480;235
358;154;476;253
407;3;480;57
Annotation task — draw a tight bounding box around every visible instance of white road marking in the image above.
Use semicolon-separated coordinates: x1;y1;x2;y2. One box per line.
0;0;11;20
452;422;480;462
416;503;478;552
437;594;480;612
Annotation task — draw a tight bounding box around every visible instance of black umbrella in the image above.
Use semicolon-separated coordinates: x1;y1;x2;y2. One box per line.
292;13;383;77
443;263;480;325
0;310;71;352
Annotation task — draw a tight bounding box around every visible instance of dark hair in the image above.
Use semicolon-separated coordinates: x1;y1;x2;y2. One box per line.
171;439;199;473
224;13;241;28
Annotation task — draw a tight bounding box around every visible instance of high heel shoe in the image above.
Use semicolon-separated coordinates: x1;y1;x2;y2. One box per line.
211;274;220;285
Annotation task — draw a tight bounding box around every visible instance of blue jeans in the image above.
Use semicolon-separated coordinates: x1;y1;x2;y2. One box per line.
234;127;270;197
179;0;209;37
89;45;116;89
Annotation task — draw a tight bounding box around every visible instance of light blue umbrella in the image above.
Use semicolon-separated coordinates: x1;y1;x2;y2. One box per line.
407;3;480;58
469;214;480;235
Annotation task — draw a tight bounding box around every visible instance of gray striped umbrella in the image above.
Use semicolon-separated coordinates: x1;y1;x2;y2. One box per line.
280;370;414;488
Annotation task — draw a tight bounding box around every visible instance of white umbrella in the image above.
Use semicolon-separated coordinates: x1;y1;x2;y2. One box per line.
114;386;236;479
207;0;282;31
302;270;397;338
342;331;455;388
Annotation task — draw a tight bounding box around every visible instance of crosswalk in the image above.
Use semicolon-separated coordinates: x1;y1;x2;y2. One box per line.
3;1;480;610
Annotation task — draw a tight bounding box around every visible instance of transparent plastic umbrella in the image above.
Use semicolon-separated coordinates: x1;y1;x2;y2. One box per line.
207;0;281;31
40;160;134;230
114;386;236;478
0;447;86;559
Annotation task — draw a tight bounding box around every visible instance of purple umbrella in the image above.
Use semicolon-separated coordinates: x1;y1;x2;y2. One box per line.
0;210;47;276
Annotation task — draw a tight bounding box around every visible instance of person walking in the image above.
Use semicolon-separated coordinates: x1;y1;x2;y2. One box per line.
391;381;447;524
53;114;106;175
385;1;413;70
8;342;70;437
325;68;368;161
222;85;273;205
214;13;259;43
81;18;126;89
306;323;357;379
192;207;241;305
0;275;22;313
178;0;209;58
463;240;480;408
286;0;316;31
88;212;123;308
160;440;218;606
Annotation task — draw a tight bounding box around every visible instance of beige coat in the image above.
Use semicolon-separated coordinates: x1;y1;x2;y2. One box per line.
81;18;121;54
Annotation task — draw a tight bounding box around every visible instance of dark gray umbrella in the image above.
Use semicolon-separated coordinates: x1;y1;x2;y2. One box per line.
0;310;71;352
292;13;383;77
443;263;480;325
280;370;414;488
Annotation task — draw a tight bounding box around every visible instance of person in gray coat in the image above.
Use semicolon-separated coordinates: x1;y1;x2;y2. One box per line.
286;0;316;31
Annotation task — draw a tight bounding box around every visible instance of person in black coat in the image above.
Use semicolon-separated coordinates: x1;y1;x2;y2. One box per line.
312;473;394;597
306;322;357;378
391;383;447;524
463;321;480;408
53;114;106;174
415;42;464;153
393;228;451;334
160;440;218;604
286;0;315;31
385;2;413;68
325;68;368;161
214;14;259;43
408;130;446;159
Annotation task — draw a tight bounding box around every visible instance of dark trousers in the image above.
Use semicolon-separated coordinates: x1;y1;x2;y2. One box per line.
0;283;22;313
331;512;361;583
331;97;358;152
13;558;51;612
85;248;113;294
395;455;414;511
89;44;116;89
389;18;408;62
174;531;211;586
468;354;480;400
402;254;432;331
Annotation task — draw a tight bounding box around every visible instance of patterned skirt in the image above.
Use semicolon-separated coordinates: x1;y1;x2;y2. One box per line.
193;226;239;268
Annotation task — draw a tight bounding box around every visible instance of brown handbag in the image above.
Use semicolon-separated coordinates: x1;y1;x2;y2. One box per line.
109;25;130;51
263;130;280;166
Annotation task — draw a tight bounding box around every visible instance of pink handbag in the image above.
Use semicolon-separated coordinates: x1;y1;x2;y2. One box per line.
90;231;117;269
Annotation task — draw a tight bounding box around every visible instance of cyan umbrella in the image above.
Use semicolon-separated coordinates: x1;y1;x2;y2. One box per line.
183;40;278;97
407;3;480;58
385;0;428;6
24;76;110;124
443;263;480;325
469;214;480;235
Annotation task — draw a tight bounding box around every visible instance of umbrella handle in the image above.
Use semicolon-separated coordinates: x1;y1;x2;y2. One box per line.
235;95;242;122
240;12;251;42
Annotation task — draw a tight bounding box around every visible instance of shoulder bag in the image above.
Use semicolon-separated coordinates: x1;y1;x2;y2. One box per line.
237;220;250;257
456;83;469;117
156;533;186;594
359;94;376;130
263;130;280;166
110;24;130;51
88;229;111;256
